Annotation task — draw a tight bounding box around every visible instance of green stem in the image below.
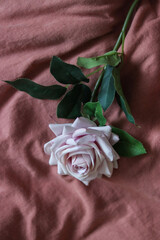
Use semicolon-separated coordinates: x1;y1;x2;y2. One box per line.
86;67;103;77
121;31;125;63
90;70;104;102
113;0;140;51
90;0;140;103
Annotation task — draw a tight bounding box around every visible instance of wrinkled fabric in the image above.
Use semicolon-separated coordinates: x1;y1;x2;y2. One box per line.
0;0;160;239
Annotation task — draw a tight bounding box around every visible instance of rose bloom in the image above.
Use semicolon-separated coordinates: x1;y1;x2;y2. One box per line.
44;117;120;185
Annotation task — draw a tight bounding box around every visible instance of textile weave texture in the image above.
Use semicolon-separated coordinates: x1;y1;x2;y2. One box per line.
0;0;160;239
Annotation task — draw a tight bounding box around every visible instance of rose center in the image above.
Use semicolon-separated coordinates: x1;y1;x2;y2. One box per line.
67;154;89;174
73;164;86;174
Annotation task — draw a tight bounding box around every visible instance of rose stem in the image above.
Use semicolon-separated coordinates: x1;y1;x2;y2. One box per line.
90;71;104;102
113;0;140;51
90;0;140;102
86;66;103;78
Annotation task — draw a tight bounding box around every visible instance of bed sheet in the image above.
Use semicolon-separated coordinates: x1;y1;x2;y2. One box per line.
0;0;160;239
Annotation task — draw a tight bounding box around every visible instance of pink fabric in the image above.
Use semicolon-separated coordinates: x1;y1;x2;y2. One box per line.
0;0;160;239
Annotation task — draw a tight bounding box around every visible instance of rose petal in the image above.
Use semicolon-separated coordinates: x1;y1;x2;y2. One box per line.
67;147;99;169
113;160;118;169
68;150;90;159
61;145;91;157
62;126;75;135
57;162;68;175
49;152;57;165
56;144;72;154
85;149;95;166
69;168;97;182
73;155;85;165
49;123;72;136
72;117;97;129
81;180;89;186
44;135;68;158
72;156;89;174
96;136;119;162
96;137;113;161
44;139;55;155
82;154;92;167
52;135;68;152
76;135;95;144
72;128;87;138
80;171;99;182
110;133;120;145
66;138;77;145
55;145;70;163
86;128;105;136
72;128;104;139
98;159;113;177
86;142;102;160
89;126;112;138
77;167;87;174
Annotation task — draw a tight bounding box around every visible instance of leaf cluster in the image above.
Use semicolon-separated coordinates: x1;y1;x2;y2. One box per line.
5;52;146;157
5;56;91;119
77;52;134;124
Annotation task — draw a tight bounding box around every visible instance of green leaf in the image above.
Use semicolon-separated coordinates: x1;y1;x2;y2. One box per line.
77;51;121;69
5;78;67;100
111;126;147;157
57;84;91;119
98;65;115;111
50;56;89;84
82;102;106;126
113;67;135;124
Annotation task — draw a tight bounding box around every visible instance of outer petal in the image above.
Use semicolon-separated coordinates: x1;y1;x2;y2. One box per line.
44;139;56;155
96;136;119;162
49;152;57;165
62;126;75;135
72;128;87;138
72;117;97;129
49;123;72;136
89;126;112;139
79;171;99;182
81;180;89;186
72;128;103;139
110;133;120;145
57;162;68;175
98;159;113;177
76;135;95;144
44;135;68;155
113;160;118;169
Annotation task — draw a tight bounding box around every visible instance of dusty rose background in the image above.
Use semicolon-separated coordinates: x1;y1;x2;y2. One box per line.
0;0;160;239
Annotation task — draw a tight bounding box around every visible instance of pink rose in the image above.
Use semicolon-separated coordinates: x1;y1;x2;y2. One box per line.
44;117;120;185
